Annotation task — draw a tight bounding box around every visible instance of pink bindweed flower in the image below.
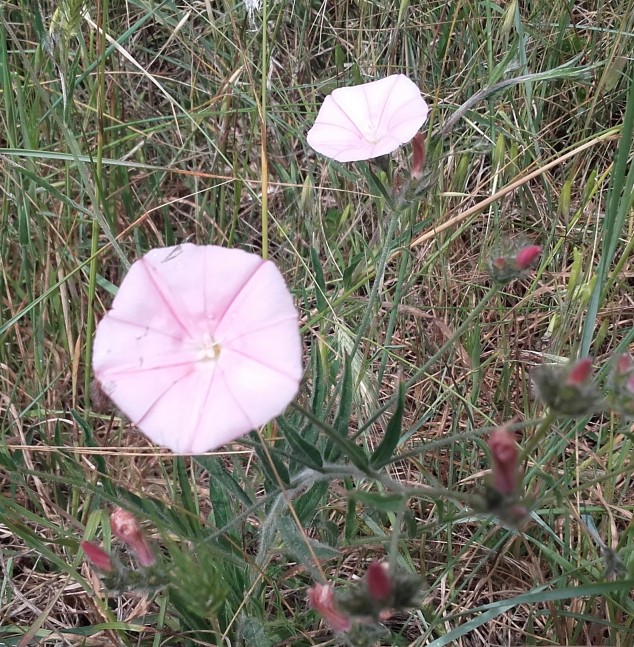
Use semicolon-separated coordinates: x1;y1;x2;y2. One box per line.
81;540;113;573
308;583;352;633
92;244;303;454
110;508;155;567
488;426;520;496
307;75;429;162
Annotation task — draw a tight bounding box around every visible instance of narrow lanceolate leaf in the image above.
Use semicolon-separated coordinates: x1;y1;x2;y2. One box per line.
352;491;407;513
278;418;323;471
276;516;340;572
580;75;634;355
370;380;406;468
310;246;328;313
334;354;353;437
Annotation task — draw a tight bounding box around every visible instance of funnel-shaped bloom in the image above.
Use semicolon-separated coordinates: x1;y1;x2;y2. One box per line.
307;75;429;162
93;244;303;454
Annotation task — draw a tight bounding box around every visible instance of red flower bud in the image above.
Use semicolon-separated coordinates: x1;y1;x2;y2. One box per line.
616;353;633;375
110;508;155;567
566;357;593;386
366;562;392;602
515;245;541;270
308;583;352;633
81;540;113;573
487;241;542;284
411;132;425;180
608;353;634;417
488;426;520;495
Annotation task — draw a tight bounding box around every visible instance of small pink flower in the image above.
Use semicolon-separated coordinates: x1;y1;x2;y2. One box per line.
515;245;542;270
366;562;392;602
307;75;429;162
110;508;155;567
308;583;352;633
81;540;113;573
566;357;593;386
92;243;303;454
488;427;519;495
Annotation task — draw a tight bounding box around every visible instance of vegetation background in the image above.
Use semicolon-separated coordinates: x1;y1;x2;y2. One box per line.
1;0;634;645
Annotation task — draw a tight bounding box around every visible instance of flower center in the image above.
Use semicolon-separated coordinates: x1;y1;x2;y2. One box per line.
362;122;384;144
195;332;221;363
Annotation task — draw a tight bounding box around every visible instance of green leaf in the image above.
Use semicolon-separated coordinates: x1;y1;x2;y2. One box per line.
251;434;291;489
370;380;406;467
333;354;353;438
174;457;200;534
310;340;327;419
239;616;274;647
276;516;340;572
196;455;254;514
295;481;329;525
352;491;407;513
310;246;327;313
277;418;323;470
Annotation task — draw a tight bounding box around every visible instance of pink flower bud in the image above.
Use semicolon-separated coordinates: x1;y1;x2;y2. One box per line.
308;583;352;633
607;353;634;417
566;357;593;386
110;508;155;567
515;245;541;270
81;540;113;573
487;241;542;284
411;132;425;179
366;562;392;602
488;427;519;495
616;353;633;375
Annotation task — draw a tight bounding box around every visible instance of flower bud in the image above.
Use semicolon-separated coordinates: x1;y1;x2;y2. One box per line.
366;562;392;602
411;132;425;180
110;508;155;567
608;353;634;417
81;540;113;573
487;243;541;284
566;357;593;385
488;426;520;495
514;245;542;270
533;357;605;416
308;583;352;633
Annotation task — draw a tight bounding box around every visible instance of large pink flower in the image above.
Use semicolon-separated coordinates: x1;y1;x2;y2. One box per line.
307;74;429;162
93;244;302;454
